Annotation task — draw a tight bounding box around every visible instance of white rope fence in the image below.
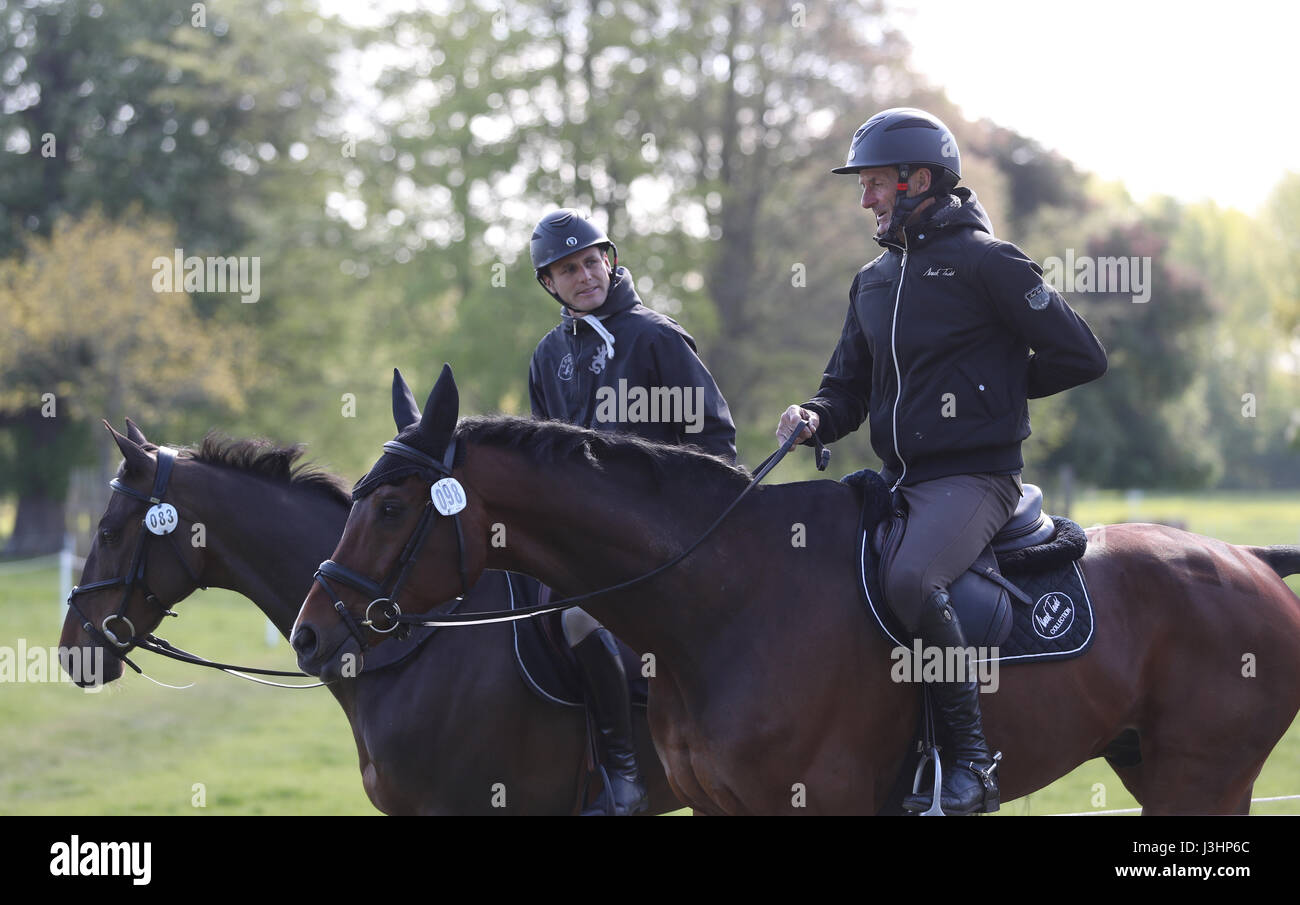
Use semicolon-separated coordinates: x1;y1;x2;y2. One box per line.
0;535;85;615
0;553;67;573
1051;793;1300;816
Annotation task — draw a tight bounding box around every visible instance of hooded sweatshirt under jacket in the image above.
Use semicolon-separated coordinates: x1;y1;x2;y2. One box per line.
529;266;737;462
803;188;1107;486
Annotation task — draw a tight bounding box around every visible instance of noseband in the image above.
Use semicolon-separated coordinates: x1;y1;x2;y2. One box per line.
66;447;206;668
311;438;471;650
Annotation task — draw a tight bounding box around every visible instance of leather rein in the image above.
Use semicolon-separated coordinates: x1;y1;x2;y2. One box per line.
318;425;829;640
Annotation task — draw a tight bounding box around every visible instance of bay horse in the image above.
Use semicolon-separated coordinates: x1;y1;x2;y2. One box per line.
292;366;1300;815
57;416;676;815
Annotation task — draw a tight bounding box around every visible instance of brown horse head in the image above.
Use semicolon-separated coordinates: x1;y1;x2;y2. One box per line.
59;420;208;685
292;366;491;681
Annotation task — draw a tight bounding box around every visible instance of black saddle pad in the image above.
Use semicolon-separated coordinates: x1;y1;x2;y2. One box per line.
509;573;648;710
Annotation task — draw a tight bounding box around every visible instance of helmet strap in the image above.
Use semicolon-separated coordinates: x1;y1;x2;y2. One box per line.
885;163;948;242
536;272;565;305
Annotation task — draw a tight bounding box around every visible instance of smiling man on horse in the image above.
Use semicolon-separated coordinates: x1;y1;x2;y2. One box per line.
529;208;737;814
776;108;1108;814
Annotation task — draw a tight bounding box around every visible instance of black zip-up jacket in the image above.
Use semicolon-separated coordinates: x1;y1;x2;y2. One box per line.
529;267;737;462
803;188;1107;486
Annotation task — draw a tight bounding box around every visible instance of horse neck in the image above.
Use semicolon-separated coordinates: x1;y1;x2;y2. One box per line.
464;440;742;653
191;466;348;640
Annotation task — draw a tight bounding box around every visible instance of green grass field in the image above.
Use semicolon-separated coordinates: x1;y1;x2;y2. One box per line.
1;490;1298;815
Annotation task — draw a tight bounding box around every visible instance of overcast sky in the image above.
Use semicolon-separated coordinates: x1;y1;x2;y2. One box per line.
891;0;1299;213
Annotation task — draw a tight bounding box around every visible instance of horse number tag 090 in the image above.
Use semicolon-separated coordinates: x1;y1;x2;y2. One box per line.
431;478;467;515
145;503;179;535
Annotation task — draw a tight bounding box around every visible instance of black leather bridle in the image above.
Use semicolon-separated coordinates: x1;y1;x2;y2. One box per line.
310;437;471;651
66;447;205;672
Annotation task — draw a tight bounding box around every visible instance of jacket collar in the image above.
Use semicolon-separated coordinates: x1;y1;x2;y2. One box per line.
876;187;993;253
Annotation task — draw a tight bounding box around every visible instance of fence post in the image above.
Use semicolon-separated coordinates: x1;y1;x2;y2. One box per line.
58;531;75;618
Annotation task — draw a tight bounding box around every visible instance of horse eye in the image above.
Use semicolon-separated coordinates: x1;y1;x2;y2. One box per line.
381;502;403;519
99;527;119;545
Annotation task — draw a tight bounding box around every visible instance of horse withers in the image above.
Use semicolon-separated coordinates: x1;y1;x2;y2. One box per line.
292;366;1300;815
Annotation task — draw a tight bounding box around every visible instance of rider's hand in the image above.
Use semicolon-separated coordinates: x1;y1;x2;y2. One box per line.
776;405;820;445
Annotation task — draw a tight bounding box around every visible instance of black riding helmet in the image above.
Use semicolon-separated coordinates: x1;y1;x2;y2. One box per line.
832;108;961;241
530;209;619;304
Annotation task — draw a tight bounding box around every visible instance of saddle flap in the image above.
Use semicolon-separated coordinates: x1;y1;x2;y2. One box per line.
949;545;1014;648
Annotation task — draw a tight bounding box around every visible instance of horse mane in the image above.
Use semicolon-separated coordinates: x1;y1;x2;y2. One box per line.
452;415;752;488
135;433;352;506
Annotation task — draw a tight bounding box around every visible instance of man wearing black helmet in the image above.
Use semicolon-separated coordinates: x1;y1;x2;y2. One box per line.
528;208;736;815
776;108;1107;815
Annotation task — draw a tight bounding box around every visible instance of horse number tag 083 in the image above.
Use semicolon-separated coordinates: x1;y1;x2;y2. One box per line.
431;478;467;515
145;503;179;535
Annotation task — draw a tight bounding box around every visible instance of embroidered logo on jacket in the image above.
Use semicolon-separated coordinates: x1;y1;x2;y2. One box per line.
922;266;956;277
557;353;574;381
1025;283;1052;310
589;347;608;374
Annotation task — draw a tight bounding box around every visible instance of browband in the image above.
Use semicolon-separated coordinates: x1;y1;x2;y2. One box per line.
351;437;458;501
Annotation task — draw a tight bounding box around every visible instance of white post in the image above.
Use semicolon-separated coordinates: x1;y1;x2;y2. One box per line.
266;618;279;647
58;532;75;619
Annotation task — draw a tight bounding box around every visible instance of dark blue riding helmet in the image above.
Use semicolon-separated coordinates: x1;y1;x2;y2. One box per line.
831;107;961;181
529;209;619;301
831;108;961;241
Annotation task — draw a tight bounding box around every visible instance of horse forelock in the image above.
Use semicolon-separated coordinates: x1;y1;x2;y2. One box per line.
453;415;751;488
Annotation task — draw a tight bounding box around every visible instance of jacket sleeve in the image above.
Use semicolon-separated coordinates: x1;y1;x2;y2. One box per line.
803;273;874;444
652;328;738;463
978;241;1108;399
528;353;550;420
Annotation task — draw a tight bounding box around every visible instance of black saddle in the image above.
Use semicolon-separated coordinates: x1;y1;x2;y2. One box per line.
867;480;1071;647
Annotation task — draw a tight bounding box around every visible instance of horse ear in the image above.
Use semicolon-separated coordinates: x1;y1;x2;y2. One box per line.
417;363;459;448
124;418;148;446
104;420;153;476
392;368;421;431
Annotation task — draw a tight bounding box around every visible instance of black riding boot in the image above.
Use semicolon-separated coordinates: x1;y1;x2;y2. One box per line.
902;589;1001;815
573;628;648;816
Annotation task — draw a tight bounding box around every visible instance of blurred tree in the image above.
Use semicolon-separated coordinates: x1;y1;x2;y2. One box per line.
1171;196;1300;480
352;0;1037;470
1265;171;1300;338
3;0;1252;500
1032;218;1216;488
0;0;346;260
0;0;385;509
0;209;252;554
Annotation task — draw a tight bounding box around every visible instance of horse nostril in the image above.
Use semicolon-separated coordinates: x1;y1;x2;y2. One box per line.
291;625;317;657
